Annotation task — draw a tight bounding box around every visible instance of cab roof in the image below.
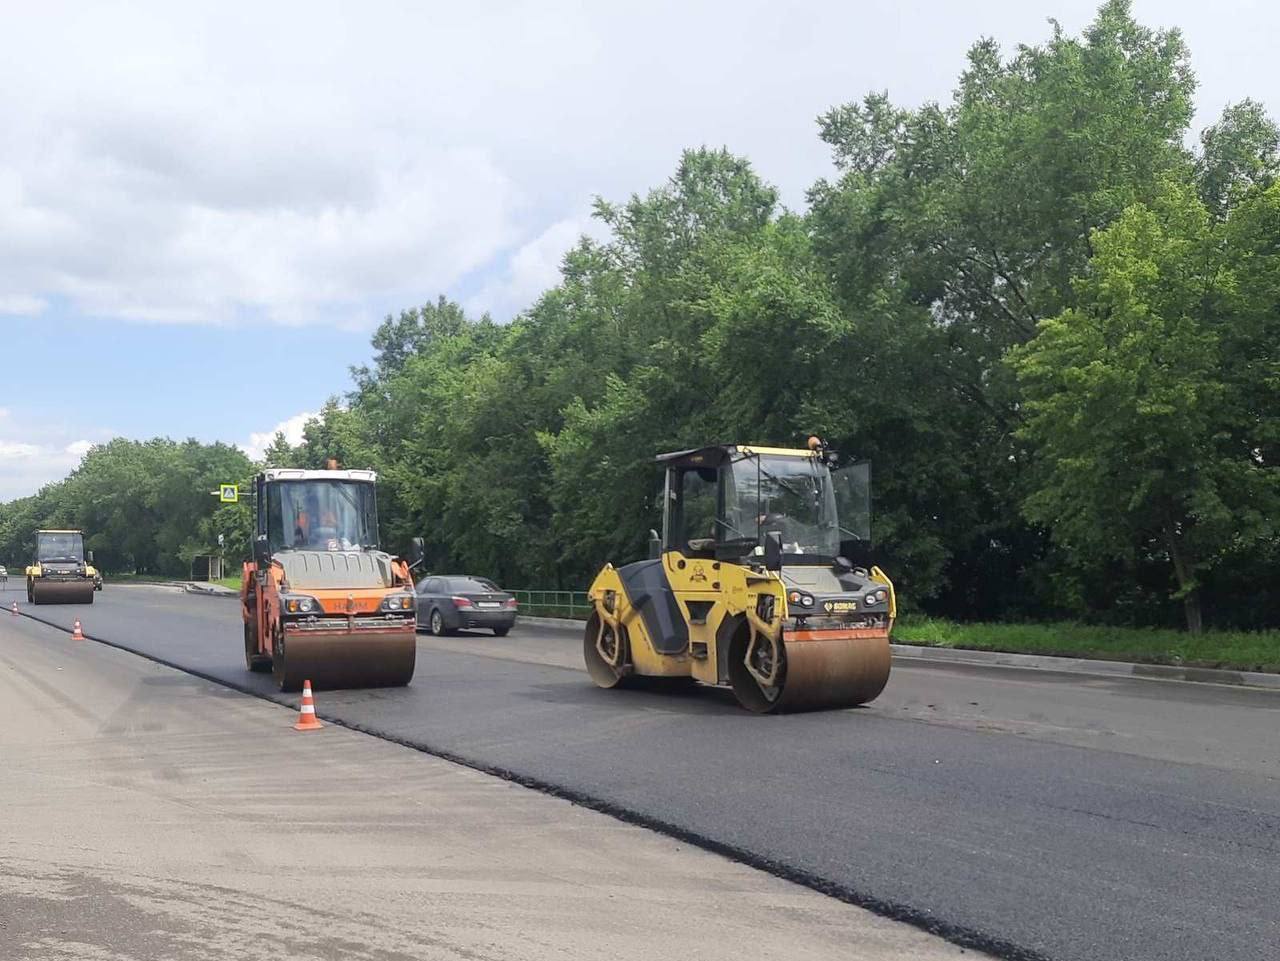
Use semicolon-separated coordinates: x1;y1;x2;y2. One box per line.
654;444;816;469
261;468;377;483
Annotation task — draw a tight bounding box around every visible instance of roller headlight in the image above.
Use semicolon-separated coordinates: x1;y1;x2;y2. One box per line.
865;593;879;605
381;593;415;611
284;595;319;614
788;591;815;608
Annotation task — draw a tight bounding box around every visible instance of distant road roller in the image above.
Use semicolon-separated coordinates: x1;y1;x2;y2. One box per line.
585;439;895;713
241;464;423;692
26;530;98;604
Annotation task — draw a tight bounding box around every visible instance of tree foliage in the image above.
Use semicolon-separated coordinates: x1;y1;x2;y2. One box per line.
2;3;1277;630
0;439;254;576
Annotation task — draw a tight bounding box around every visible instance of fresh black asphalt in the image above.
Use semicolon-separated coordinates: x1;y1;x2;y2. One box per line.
8;583;1279;961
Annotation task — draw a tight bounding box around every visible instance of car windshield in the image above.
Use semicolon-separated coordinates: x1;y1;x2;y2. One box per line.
448;577;499;592
265;480;379;553
37;532;84;563
722;454;841;558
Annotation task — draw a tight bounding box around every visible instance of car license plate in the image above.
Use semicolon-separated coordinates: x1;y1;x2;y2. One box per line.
478;602;500;609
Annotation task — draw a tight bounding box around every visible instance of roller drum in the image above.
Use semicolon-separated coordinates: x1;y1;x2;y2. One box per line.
272;629;416;692
731;631;891;714
31;579;95;605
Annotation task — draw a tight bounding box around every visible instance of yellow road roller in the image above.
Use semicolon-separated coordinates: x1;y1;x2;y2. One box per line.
26;529;98;604
585;439;895;713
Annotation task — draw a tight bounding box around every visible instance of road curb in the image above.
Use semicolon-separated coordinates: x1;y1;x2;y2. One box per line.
520;615;586;631
889;643;1280;691
516;616;1280;692
183;582;238;598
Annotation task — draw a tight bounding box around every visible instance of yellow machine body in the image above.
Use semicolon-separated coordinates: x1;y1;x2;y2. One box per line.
584;443;894;712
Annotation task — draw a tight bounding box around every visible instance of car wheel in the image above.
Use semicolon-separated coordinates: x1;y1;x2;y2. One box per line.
429;608;446;637
493;626;510;637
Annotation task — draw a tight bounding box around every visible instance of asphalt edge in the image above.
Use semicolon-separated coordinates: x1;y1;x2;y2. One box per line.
8;602;1048;961
122;590;1280;693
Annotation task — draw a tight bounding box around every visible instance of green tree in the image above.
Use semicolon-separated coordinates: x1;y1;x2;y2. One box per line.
806;0;1198;613
1197;99;1280;218
1010;181;1279;631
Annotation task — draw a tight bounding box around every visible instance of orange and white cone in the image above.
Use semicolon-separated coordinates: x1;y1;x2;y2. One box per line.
71;619;85;641
10;601;17;616
293;679;323;731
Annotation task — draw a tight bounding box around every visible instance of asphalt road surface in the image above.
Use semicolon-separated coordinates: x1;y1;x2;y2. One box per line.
1;605;978;961
8;582;1280;961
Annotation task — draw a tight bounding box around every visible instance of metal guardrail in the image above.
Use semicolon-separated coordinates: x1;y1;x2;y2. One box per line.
510;590;591;619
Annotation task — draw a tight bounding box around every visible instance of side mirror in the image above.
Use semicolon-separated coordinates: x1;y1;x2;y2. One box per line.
763;531;783;572
253;534;271;568
409;536;426;570
86;550;94;565
648;529;662;560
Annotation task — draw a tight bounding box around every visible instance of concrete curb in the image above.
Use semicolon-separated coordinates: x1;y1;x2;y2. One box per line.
183;582;238;598
520;615;587;632
889;643;1280;691
516;616;1280;692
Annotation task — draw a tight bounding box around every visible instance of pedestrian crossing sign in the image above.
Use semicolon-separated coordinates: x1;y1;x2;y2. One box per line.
219;484;239;503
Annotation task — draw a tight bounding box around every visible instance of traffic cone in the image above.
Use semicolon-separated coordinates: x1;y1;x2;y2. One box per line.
71;619;85;641
293;679;323;731
10;601;17;616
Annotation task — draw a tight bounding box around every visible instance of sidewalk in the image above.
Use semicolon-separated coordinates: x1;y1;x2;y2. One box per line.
0;612;982;961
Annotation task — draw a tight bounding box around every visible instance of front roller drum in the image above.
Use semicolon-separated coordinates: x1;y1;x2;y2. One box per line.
729;631;891;713
31;579;95;605
272;628;417;692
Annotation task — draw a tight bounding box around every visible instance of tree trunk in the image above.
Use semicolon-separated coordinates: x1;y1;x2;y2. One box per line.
1164;518;1202;634
1183;592;1203;635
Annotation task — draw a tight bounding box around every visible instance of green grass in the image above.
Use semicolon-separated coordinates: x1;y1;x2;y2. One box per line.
893;615;1280;673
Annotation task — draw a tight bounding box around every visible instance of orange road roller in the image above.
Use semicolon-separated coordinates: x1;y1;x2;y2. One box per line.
241;463;423;692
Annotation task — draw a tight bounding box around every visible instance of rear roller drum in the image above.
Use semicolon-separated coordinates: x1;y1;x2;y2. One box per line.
244;622;272;673
583;612;629;689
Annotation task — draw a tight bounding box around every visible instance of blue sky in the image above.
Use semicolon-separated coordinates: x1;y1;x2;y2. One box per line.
2;0;1276;499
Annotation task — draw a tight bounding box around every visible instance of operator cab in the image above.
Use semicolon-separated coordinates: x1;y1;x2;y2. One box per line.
256;468;380;555
656;442;871;571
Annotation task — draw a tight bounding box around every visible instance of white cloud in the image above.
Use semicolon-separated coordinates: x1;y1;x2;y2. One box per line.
0;441;42;459
0;415;110;500
0;294;47;316
468;212;610;320
0;1;1272;331
0;440;83;500
242;411;317;461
